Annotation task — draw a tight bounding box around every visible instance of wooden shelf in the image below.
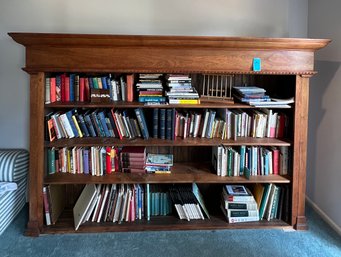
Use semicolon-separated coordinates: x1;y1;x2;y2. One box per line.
45;137;291;147
41;209;291;234
45;101;292;109
44;162;291;184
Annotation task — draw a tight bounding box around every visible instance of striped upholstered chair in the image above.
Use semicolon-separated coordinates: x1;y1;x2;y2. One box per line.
0;149;29;235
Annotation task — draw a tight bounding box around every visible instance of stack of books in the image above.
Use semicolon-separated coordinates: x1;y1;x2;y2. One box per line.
221;185;259;223
120;146;146;173
165;74;200;104
136;74;166;104
145;153;173;174
233;86;270;105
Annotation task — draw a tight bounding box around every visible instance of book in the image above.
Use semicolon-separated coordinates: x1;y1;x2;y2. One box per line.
146;154;173;166
47;185;66;224
73;184;98;230
226;185;249;196
42;186;51;226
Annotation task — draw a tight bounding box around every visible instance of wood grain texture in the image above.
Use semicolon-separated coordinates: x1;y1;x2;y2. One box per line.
45;137;291;148
26;72;45;236
8;33;329;74
292;75;310;230
44;162;291;184
42;209;291;234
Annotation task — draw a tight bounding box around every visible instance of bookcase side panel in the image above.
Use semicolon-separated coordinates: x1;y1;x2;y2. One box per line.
26;72;45;236
292;75;310;230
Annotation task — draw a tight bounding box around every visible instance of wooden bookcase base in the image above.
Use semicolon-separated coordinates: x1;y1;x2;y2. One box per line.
40;209;292;235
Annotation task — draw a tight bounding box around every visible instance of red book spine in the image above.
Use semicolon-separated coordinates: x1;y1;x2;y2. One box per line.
106;147;112;174
42;187;51;225
79;77;85;102
272;148;279;175
84;78;90;101
50;77;56;103
111;109;123;140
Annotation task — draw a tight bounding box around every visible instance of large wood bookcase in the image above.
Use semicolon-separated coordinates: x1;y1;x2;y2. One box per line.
9;33;329;236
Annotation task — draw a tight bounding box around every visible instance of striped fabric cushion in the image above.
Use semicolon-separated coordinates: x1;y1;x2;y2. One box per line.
0;149;29;182
0;178;27;235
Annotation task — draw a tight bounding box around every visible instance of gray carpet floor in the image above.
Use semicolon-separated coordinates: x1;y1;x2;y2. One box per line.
0;203;340;257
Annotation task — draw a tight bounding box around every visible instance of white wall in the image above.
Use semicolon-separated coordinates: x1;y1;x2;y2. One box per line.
308;0;341;228
0;0;301;149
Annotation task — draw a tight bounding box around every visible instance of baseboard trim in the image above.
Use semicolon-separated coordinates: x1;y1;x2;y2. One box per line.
306;196;341;236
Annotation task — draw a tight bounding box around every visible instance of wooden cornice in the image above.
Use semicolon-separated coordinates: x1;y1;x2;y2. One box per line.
8;33;331;51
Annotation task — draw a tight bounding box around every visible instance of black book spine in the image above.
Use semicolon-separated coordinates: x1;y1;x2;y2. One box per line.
166;109;172;140
153;108;159;139
159;109;166;139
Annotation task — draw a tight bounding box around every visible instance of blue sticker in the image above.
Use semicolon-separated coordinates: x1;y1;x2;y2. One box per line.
253;58;261;72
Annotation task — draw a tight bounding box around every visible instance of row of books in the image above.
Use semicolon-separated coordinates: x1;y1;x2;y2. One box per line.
47;146;174;175
73;184;149;230
45;74;134;103
46;107;288;142
256;183;289;221
212;145;289;176
45;108;149;141
48;146;119;176
71;183;208;230
221;185;259;223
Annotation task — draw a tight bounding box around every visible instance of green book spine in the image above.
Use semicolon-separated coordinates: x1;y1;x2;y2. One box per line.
227;148;233;177
48;148;56;174
259;184;272;219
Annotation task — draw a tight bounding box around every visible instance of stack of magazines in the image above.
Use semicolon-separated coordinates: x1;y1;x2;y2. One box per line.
145;153;173;174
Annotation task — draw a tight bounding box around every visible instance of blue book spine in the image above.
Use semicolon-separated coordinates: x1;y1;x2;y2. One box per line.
153;108;159;139
69;74;75;101
88;77;94;89
107;111;117;138
56;75;61;101
83;149;89;174
166;109;172;140
171;109;176;140
77;114;90;137
91;112;105;137
146;184;150;221
264;151;269;176
138;96;166;102
65;110;79;137
239;145;246;175
97;112;111;137
206;110;216;138
84;114;97;137
159;109;166;139
135;108;149;139
101;77;108;90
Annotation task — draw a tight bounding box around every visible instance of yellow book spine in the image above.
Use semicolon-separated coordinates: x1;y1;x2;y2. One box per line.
171;99;200;104
72;115;83;138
